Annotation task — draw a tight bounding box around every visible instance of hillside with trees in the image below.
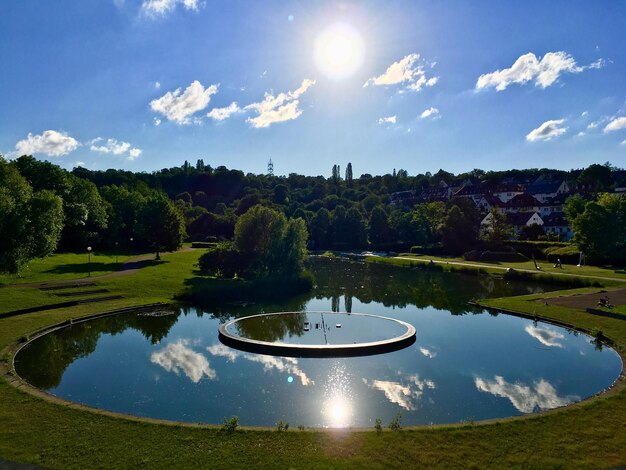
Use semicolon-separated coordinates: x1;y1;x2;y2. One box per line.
1;154;625;273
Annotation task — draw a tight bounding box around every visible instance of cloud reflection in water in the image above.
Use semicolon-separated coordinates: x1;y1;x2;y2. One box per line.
206;344;314;386
363;374;435;411
150;339;216;383
475;375;578;413
525;325;565;348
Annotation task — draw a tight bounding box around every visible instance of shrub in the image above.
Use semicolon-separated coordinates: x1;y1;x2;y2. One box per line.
276;420;289;432
221;415;239;433
388;413;402;432
374;418;383;434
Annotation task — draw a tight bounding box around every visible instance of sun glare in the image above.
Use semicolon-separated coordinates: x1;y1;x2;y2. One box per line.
314;22;364;80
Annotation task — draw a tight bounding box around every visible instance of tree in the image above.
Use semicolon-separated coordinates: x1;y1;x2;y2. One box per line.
481;208;513;243
345;163;353;187
569;193;626;262
369;206;391;246
309;208;332;249
59;174;109;249
137;193;186;259
440;202;480;254
203;205;309;278
0;158;64;273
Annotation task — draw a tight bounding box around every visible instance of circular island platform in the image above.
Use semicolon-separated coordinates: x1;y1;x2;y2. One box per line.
218;311;416;357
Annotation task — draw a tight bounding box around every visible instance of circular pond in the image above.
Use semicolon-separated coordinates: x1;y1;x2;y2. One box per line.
14;259;623;428
219;312;416;356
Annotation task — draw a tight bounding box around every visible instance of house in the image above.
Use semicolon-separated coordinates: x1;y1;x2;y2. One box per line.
538;193;568;216
476;194;503;213
453;181;489;205
480;211;544;237
419;181;453;202
527;175;569;203
492;182;526;203
390;190;419;207
504;194;541;213
542;212;574;241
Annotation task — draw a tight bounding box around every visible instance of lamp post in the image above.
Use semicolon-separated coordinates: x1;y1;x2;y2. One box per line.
130;237;134;253
115;242;119;264
87;246;92;277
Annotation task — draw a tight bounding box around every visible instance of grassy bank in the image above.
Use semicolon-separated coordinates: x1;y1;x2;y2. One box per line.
1;250;626;468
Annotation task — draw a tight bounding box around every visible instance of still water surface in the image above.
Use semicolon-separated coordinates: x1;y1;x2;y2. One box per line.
16;259;622;427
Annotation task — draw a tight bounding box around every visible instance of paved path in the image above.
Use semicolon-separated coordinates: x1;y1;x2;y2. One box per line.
1;247;196;290
394;256;626;284
540;288;626;309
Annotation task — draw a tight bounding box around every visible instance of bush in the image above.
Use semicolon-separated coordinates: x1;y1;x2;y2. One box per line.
388;413;402;432
409;244;445;256
198;242;246;278
221;415;239;433
191;241;217;249
544;245;581;264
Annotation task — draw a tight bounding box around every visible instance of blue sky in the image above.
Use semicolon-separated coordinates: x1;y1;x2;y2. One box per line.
1;0;625;177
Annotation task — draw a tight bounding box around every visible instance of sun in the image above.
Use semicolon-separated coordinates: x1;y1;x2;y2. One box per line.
314;22;364;80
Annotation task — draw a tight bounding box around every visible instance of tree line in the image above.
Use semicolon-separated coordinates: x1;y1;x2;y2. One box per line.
1;155;624;274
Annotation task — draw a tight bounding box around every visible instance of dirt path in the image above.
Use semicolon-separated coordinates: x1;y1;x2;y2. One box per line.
394;256;626;284
2;247;197;290
540;288;626;309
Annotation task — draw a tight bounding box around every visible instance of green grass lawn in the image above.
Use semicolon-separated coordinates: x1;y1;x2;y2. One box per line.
1;249;626;468
0;252;135;286
373;253;626;284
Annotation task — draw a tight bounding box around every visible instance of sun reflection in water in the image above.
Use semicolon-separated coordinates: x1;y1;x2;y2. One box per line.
322;364;353;428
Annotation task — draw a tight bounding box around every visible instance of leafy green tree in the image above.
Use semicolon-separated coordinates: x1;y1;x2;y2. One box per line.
569;193;626;262
345;207;368;249
309;208;332;249
0;159;64;273
440;202;480;254
203;205;308;278
369;206;391;246
137;194;186;259
59;174;109;249
480;208;513;243
345;163;353;187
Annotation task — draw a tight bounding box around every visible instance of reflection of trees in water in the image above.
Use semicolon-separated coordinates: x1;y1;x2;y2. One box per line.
16;308;181;389
307;258;551;315
234;313;306;342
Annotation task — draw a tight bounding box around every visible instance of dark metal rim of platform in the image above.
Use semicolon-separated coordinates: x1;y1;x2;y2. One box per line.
218;311;417;358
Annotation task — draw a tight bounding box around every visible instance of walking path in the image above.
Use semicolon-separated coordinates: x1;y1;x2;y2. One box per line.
394;256;626;284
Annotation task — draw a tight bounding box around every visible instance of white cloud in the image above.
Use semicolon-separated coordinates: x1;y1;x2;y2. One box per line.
525;325;565;348
603;116;626;133
90;137;130;155
150;80;218;124
128;148;142;160
90;137;142;160
153;117;162;126
141;0;200;16
420;107;440;119
207;102;241;121
620;139;626;146
526;119;567;142
581;111;588;117
15;130;79;157
377;115;397;125
476;52;604;91
419;347;437;358
363;374;435;411
475;375;578;413
207;344;313;386
155;81;161;89
75;161;86;167
364;53;438;92
151;340;215;383
245;79;315;128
